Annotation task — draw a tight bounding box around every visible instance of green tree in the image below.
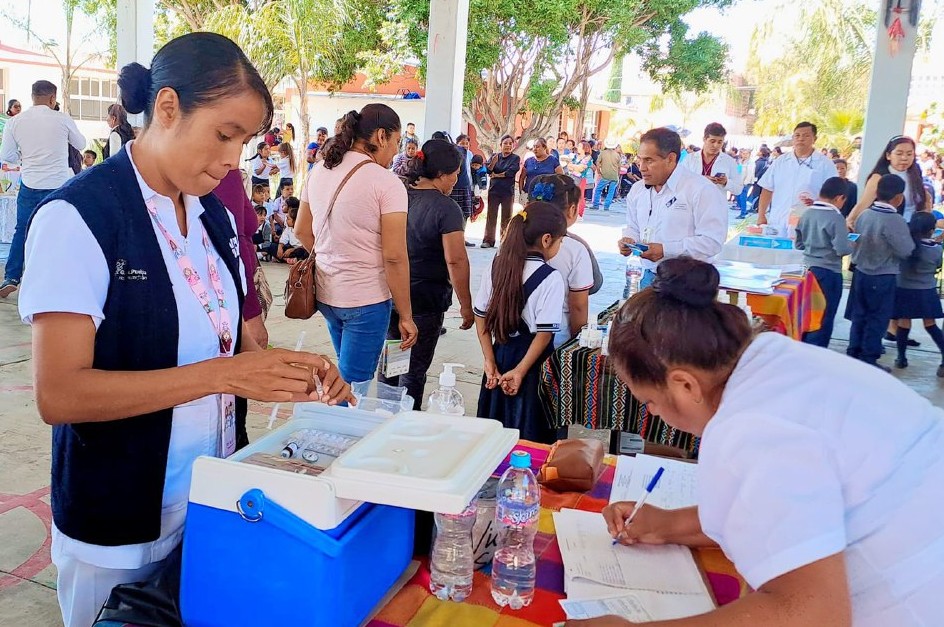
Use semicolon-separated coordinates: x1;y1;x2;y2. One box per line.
1;0;114;114
395;0;730;150
167;0;385;147
748;0;875;136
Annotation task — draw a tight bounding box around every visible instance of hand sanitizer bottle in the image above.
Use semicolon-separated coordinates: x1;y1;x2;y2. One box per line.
428;363;465;416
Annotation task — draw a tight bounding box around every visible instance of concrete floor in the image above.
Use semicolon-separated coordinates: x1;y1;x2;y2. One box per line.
1;202;943;625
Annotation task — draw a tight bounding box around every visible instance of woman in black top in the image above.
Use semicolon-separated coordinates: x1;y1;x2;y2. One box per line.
483;134;521;248
380;139;474;406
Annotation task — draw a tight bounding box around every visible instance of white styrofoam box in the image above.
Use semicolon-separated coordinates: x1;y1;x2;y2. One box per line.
325;412;518;515
188;405;518;530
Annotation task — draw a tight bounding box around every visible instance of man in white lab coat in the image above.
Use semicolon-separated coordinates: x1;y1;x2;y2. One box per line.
680;122;744;199
756;121;838;236
618;127;728;288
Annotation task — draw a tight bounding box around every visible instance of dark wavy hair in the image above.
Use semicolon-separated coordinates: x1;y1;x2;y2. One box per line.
868;136;926;213
404;139;462;186
484;202;567;343
320;103;401;169
607;257;752;387
117;32;273;134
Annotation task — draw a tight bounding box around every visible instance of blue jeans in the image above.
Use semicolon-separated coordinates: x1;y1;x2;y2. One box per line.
592;178;619;210
317;299;393;384
802;266;842;348
847;272;896;363
736;188;748;212
5;184;55;283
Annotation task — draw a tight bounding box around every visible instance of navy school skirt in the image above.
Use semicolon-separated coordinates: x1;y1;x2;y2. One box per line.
892;287;944;320
476;331;556;444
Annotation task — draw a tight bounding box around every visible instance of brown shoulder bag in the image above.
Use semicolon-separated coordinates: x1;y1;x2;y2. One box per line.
284;159;372;319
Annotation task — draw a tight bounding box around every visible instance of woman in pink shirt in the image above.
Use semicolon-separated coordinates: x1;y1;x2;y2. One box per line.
297;104;418;384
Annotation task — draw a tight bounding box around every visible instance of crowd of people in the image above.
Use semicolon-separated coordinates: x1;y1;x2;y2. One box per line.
0;30;943;627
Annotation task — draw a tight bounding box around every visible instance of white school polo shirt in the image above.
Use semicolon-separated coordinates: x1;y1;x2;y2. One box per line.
18;141;246;570
758;149;837;233
548;236;594;347
698;333;944;625
623;164;728;272
679;150;744;196
473;255;564;335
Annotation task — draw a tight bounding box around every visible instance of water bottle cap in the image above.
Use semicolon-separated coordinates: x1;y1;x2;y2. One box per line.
509;450;531;469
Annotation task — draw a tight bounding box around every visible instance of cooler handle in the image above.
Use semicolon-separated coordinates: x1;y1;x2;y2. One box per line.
237;489;345;557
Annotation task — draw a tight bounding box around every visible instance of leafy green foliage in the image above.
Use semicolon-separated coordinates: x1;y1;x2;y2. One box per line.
394;0;730;147
164;0;386;146
640;23;729;95
748;0;875;136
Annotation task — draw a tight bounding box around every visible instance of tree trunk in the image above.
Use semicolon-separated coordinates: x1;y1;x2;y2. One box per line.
575;76;591;140
62;7;74;115
294;74;311;156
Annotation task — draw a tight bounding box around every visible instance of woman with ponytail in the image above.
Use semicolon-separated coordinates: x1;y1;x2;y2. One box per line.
295;103;418;385
474;201;566;442
103;103;134;159
17;32;353;627
379;139;474;407
573;257;944;627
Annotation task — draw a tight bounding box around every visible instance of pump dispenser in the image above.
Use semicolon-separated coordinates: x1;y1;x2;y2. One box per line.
428;363;466;416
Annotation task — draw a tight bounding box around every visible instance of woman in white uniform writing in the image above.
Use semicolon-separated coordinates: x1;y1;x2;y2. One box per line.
18;33;353;627
569;257;944;626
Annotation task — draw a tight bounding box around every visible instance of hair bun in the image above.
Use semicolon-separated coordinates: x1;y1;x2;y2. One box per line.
652;257;719;308
117;62;151;115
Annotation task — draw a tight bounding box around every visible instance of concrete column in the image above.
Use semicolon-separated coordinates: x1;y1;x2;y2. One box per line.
859;2;920;187
423;0;469;139
116;0;155;70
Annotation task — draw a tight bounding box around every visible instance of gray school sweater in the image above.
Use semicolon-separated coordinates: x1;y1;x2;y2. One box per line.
851;203;915;275
898;241;943;289
794;202;853;272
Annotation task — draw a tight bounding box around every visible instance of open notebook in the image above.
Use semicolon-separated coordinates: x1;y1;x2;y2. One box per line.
608;454;698;509
554;508;715;621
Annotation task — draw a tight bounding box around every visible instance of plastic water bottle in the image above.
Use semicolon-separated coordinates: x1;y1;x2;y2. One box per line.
429;499;477;602
428;363;465;416
491;450;541;609
623;254;643;300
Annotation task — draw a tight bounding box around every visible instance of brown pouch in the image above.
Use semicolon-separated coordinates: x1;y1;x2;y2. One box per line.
537;438;605;493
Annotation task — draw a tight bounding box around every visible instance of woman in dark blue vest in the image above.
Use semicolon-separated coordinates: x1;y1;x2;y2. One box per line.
17;33;354;627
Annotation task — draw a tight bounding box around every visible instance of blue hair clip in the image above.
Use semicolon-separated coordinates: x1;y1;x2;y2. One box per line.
533;182;556;202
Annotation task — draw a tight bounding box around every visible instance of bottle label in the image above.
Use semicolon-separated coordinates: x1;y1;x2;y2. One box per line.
497;502;539;526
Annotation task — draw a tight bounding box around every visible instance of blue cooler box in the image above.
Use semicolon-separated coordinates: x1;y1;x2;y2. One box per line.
181;406;517;627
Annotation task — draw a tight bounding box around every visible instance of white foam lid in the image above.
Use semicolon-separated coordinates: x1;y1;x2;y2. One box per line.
189;406;519;529
324;411;518;514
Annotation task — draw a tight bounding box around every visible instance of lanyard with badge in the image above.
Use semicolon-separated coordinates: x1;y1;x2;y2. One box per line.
145;198;237;458
642;186;678;243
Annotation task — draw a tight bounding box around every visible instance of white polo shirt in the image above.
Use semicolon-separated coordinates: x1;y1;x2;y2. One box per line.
699;333;944;625
0;104;86;189
623;164;728;272
679;149;744;196
18;141;245;570
473;255;564;335
758;149;837;233
548;235;594;347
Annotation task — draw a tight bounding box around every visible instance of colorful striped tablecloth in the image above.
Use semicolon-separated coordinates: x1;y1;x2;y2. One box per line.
742;272;825;340
538;340;699;453
367;443;745;627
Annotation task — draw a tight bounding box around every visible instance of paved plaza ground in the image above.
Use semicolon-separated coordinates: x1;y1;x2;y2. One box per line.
1;202;943;625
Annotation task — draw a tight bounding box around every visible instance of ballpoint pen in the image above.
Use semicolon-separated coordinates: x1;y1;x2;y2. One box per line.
613;466;664;545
